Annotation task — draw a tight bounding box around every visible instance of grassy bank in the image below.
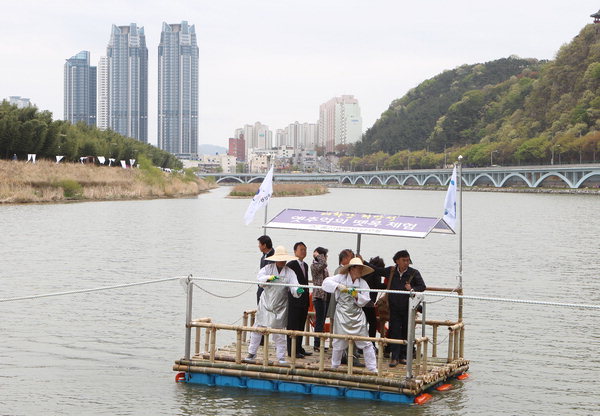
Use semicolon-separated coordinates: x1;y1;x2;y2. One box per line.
229;183;328;197
0;160;215;204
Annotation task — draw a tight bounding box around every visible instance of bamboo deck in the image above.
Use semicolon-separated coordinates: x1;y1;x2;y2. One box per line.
173;338;469;401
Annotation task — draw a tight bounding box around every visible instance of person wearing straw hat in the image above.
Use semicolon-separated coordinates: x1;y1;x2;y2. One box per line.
322;257;378;373
247;245;304;364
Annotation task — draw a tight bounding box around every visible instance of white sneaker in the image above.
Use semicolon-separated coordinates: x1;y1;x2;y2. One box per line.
278;359;289;365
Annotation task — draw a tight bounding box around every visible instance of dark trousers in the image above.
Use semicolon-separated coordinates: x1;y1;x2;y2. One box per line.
287;305;309;355
388;305;409;360
313;297;327;348
362;306;378;339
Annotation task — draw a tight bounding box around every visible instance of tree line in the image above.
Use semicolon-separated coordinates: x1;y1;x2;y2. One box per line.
0;102;182;169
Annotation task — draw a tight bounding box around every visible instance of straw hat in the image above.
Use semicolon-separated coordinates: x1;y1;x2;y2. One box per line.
265;245;298;262
338;257;374;276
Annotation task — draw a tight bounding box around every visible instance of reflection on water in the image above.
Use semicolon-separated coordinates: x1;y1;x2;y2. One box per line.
0;187;599;415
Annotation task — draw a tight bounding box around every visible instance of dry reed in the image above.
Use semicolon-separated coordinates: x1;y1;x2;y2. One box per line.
229;183;327;197
0;160;214;204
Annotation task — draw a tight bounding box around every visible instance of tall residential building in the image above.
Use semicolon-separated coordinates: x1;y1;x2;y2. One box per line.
96;56;109;130
281;121;318;152
318;95;362;153
158;21;199;158
235;122;272;155
64;51;96;126
104;23;148;142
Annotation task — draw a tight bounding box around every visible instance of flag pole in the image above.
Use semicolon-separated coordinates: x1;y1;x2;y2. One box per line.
263;203;268;235
457;155;463;322
262;163;273;234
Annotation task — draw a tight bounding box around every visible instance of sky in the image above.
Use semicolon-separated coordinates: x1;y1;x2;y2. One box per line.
2;1;599;149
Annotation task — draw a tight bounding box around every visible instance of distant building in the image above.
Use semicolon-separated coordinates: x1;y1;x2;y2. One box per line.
247;149;273;173
228;135;246;161
235;122;273;155
96;56;109;130
280;121;319;152
158;21;199;159
197;154;237;173
102;23;148;142
318;95;362;153
7;96;32;108
64;51;96;126
296;149;317;170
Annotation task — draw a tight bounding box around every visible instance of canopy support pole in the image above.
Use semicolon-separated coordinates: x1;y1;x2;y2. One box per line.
184;275;194;360
356;233;362;255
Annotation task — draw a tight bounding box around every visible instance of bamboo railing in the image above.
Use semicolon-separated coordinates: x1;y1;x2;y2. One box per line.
188;320;431;377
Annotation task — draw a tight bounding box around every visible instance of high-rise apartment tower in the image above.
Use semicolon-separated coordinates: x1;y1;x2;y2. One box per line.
64;51;96;126
318;95;362;153
102;23;148;142
158;21;199;158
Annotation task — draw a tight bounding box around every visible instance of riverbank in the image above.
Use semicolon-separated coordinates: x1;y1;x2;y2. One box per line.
0;160;215;204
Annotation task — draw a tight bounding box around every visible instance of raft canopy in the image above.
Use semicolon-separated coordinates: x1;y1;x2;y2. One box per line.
264;208;454;238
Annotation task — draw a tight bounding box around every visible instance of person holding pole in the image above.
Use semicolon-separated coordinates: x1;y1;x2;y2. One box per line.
322;257;378;373
247;246;303;365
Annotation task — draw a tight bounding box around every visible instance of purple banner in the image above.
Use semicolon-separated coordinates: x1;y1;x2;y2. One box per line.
266;209;452;238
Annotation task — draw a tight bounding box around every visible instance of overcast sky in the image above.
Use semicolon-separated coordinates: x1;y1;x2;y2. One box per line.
1;1;599;149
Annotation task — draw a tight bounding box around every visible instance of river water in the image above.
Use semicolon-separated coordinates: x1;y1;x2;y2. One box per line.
1;187;599;415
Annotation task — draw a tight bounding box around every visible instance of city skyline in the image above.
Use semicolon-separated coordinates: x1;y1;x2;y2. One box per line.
1;1;598;149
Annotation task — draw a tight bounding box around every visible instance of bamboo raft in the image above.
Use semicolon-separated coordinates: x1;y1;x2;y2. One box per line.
173;304;469;403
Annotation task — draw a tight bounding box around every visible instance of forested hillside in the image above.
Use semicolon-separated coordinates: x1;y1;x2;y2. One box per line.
350;24;600;169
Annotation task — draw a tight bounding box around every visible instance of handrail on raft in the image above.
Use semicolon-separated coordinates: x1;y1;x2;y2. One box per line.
189;320;429;377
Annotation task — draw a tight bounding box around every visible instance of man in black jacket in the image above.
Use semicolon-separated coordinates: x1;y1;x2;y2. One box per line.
286;242;313;358
370;250;426;367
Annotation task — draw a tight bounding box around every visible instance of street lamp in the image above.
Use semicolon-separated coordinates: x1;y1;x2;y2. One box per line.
551;144;560;165
490;150;498;166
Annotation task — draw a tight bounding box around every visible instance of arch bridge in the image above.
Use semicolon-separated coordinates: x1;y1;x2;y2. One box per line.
199;165;600;189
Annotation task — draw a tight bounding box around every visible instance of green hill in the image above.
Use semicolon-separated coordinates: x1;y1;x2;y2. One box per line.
353;24;600;168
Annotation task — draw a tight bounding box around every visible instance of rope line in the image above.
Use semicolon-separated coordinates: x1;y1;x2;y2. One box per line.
188;276;600;310
0;276;183;303
191;281;253;299
1;275;599;311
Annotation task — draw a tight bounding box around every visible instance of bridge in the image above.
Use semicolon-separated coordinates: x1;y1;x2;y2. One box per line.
199;165;600;189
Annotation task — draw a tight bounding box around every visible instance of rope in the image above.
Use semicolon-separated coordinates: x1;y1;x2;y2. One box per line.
0;276;183;303
1;274;599;311
188;276;600;310
191;281;253;299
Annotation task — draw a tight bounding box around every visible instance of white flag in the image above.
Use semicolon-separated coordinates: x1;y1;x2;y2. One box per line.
129;159;136;167
56;155;64;164
244;165;274;225
97;156;106;165
443;165;457;231
120;160;127;168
